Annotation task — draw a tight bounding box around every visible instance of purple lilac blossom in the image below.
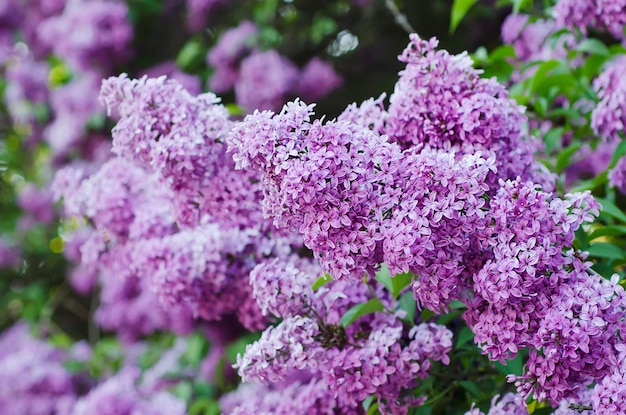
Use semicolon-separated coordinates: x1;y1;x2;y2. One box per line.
237;261;452;413
229;99;494;296
100;74;260;229
386;35;548;189
220;378;338;415
0;324;80;415
206;21;258;93
4;56;49;123
44;72;104;156
71;367;187;415
37;0;132;72
566;141;616;187
591;55;626;142
337;93;388;135
185;0;225;32
465;393;528;415
142;61;202;95
17;183;55;225
500;14;577;81
553;0;626;40
235;50;299;112
591;360;626;414
609;155;626;193
0;238;19;269
296;57;343;102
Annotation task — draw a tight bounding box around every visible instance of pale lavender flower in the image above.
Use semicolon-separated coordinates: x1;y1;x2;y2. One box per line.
235;50;299;112
207;21;258;92
38;0;132;71
592;55;626;142
296;57;343;102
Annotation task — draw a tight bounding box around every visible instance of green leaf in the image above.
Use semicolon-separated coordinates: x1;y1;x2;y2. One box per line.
341;299;384;327
367;402;380;415
543;127;564;154
575;38;611;57
375;264;393;293
374;264;413;298
555;142;583;172
608;140;626;168
598;198;626;224
494;352;524;376
459;380;483;398
176;39;204;71
589;225;626;240
189;398;220;415
362;395;376;411
455;326;475;349
397;291;416;323
449;0;477;34
512;0;530;12
587;242;625;260
312;273;332;291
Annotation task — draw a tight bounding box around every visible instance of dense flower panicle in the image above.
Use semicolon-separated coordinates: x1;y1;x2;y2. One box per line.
4;56;49;126
44;72;104;155
207;21;258;92
235;50;299;112
591;360;626;414
235;316;326;384
608;155;626;193
591;55;626;142
0;324;80;415
465;393;528;415
553;0;626;39
17;183;55;225
338;94;389;136
38;0;132;71
185;0;225;31
249;258;319;318
386;34;546;189
100;74;268;228
296;57;343;103
141;61;202;95
501;14;576;68
566;141;616;187
237;267;452;413
229;98;499;298
220;378;338;415
71;367;187;415
467;179;601;363
132;223;261;323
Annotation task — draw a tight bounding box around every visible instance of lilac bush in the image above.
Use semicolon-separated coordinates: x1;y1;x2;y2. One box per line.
2;0;626;414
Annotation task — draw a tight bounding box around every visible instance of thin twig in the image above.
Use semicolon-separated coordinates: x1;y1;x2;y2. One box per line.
384;0;416;34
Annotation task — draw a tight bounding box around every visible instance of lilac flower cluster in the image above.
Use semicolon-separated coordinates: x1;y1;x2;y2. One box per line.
54;158;195;340
500;14;577;81
465;393;527;415
99;74;261;229
553;0;626;40
462;179;626;405
228;99;495;291
0;324;81;415
234;260;453;414
385;35;548;189
38;0;132;72
185;0;225;32
608;155;626;193
207;21;342;112
591;55;626;142
71;367;186;415
220;377;338;415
